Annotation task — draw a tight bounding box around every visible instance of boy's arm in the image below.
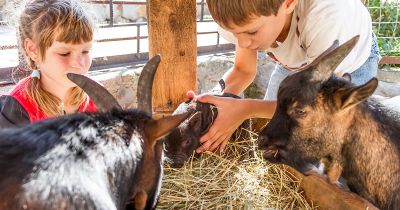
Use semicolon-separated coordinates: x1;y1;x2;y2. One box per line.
221;46;258;95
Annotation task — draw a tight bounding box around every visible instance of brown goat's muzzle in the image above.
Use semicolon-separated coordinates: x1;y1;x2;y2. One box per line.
258;135;285;162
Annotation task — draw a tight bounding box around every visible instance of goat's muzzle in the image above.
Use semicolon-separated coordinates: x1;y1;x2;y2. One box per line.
258;135;285;162
164;154;187;168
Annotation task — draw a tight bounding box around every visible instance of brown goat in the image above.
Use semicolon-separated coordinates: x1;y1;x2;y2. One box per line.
258;36;400;209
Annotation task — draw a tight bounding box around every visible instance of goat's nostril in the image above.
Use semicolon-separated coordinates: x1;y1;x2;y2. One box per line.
171;162;184;168
257;135;269;149
259;135;267;142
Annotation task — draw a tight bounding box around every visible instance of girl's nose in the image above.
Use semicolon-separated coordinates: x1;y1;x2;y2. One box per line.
71;55;84;68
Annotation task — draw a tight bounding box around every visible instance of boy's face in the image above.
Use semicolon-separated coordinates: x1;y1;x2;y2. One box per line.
38;41;93;89
221;2;293;51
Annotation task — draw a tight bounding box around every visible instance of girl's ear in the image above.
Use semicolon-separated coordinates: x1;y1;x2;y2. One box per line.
24;38;39;62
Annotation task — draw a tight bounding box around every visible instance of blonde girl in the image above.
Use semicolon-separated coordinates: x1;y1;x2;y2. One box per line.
0;0;97;128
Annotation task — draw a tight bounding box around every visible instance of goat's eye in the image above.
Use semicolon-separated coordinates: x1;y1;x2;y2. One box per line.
182;139;191;147
293;109;307;118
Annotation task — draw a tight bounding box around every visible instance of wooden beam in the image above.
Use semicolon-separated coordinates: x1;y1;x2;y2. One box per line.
147;0;197;116
285;166;379;210
379;56;400;65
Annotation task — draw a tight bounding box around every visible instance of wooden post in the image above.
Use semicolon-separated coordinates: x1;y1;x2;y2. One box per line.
147;0;197;117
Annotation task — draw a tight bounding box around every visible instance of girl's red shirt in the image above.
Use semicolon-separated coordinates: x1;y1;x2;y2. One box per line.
9;77;97;122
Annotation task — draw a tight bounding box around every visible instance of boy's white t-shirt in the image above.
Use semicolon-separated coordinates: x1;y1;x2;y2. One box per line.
218;0;372;76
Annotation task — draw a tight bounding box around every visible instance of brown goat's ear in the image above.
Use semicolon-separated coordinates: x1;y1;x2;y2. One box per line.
145;112;192;143
312;36;359;82
334;78;378;110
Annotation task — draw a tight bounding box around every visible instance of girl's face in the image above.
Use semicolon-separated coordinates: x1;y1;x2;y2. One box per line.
38;41;92;90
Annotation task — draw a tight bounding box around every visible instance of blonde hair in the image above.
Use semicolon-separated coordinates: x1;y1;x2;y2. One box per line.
206;0;285;29
18;0;94;117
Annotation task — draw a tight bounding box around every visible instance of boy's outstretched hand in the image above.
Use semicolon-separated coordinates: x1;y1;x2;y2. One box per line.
193;93;247;153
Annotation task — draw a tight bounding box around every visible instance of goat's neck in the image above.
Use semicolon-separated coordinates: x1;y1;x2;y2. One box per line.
341;102;400;207
97;124;140;209
131;141;163;206
346;101;400;149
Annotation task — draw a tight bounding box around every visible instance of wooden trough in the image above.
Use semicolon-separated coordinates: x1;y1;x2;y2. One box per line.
285;166;378;209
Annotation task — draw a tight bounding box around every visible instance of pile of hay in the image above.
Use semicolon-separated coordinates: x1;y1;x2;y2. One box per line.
158;131;314;209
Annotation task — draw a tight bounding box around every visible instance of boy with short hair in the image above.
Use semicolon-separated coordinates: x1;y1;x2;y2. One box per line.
195;0;379;153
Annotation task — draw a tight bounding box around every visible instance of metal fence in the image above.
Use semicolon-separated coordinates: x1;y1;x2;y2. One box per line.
0;0;399;85
366;0;400;64
0;0;233;85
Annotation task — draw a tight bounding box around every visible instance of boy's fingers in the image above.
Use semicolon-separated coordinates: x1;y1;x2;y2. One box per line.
196;140;212;153
200;128;217;143
204;132;224;151
209;134;227;152
186;90;196;100
195;145;206;153
197;94;219;105
197;131;223;153
220;137;229;153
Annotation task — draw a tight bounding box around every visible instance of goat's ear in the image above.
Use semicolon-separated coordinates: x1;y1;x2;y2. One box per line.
145;112;192;143
188;111;202;131
334;78;378;110
312;36;359;82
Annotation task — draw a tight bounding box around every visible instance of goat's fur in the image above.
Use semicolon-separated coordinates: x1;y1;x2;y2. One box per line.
0;110;148;210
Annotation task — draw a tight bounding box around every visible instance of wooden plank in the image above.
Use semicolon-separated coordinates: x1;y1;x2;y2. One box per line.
379;56;400;65
285;166;379;210
147;0;197;116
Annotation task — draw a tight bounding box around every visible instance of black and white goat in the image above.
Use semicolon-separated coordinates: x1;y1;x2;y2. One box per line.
0;55;192;210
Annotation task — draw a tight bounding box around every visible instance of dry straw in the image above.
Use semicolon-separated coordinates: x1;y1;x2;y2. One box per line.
159;129;315;209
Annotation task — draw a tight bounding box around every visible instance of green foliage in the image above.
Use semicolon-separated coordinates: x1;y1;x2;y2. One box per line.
366;0;400;56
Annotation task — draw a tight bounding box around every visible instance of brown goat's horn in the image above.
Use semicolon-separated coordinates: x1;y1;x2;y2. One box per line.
137;54;161;115
67;73;122;111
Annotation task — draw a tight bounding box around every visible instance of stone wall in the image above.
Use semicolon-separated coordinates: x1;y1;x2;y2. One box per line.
1;53;399;109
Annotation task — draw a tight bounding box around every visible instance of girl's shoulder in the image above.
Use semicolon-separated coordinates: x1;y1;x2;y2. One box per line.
79;97;97;112
6;77;47;122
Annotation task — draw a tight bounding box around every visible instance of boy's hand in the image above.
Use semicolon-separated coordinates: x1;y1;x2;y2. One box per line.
195;94;245;153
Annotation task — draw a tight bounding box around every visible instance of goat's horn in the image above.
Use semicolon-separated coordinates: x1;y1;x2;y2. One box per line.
137;54;161;115
67;73;122;111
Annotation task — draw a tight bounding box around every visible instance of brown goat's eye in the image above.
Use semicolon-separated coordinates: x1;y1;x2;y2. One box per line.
293;108;307;118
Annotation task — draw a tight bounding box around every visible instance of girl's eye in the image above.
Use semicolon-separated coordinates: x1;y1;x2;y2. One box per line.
247;31;257;35
82;50;90;54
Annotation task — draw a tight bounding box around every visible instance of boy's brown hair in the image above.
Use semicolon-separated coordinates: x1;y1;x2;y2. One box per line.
206;0;285;28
